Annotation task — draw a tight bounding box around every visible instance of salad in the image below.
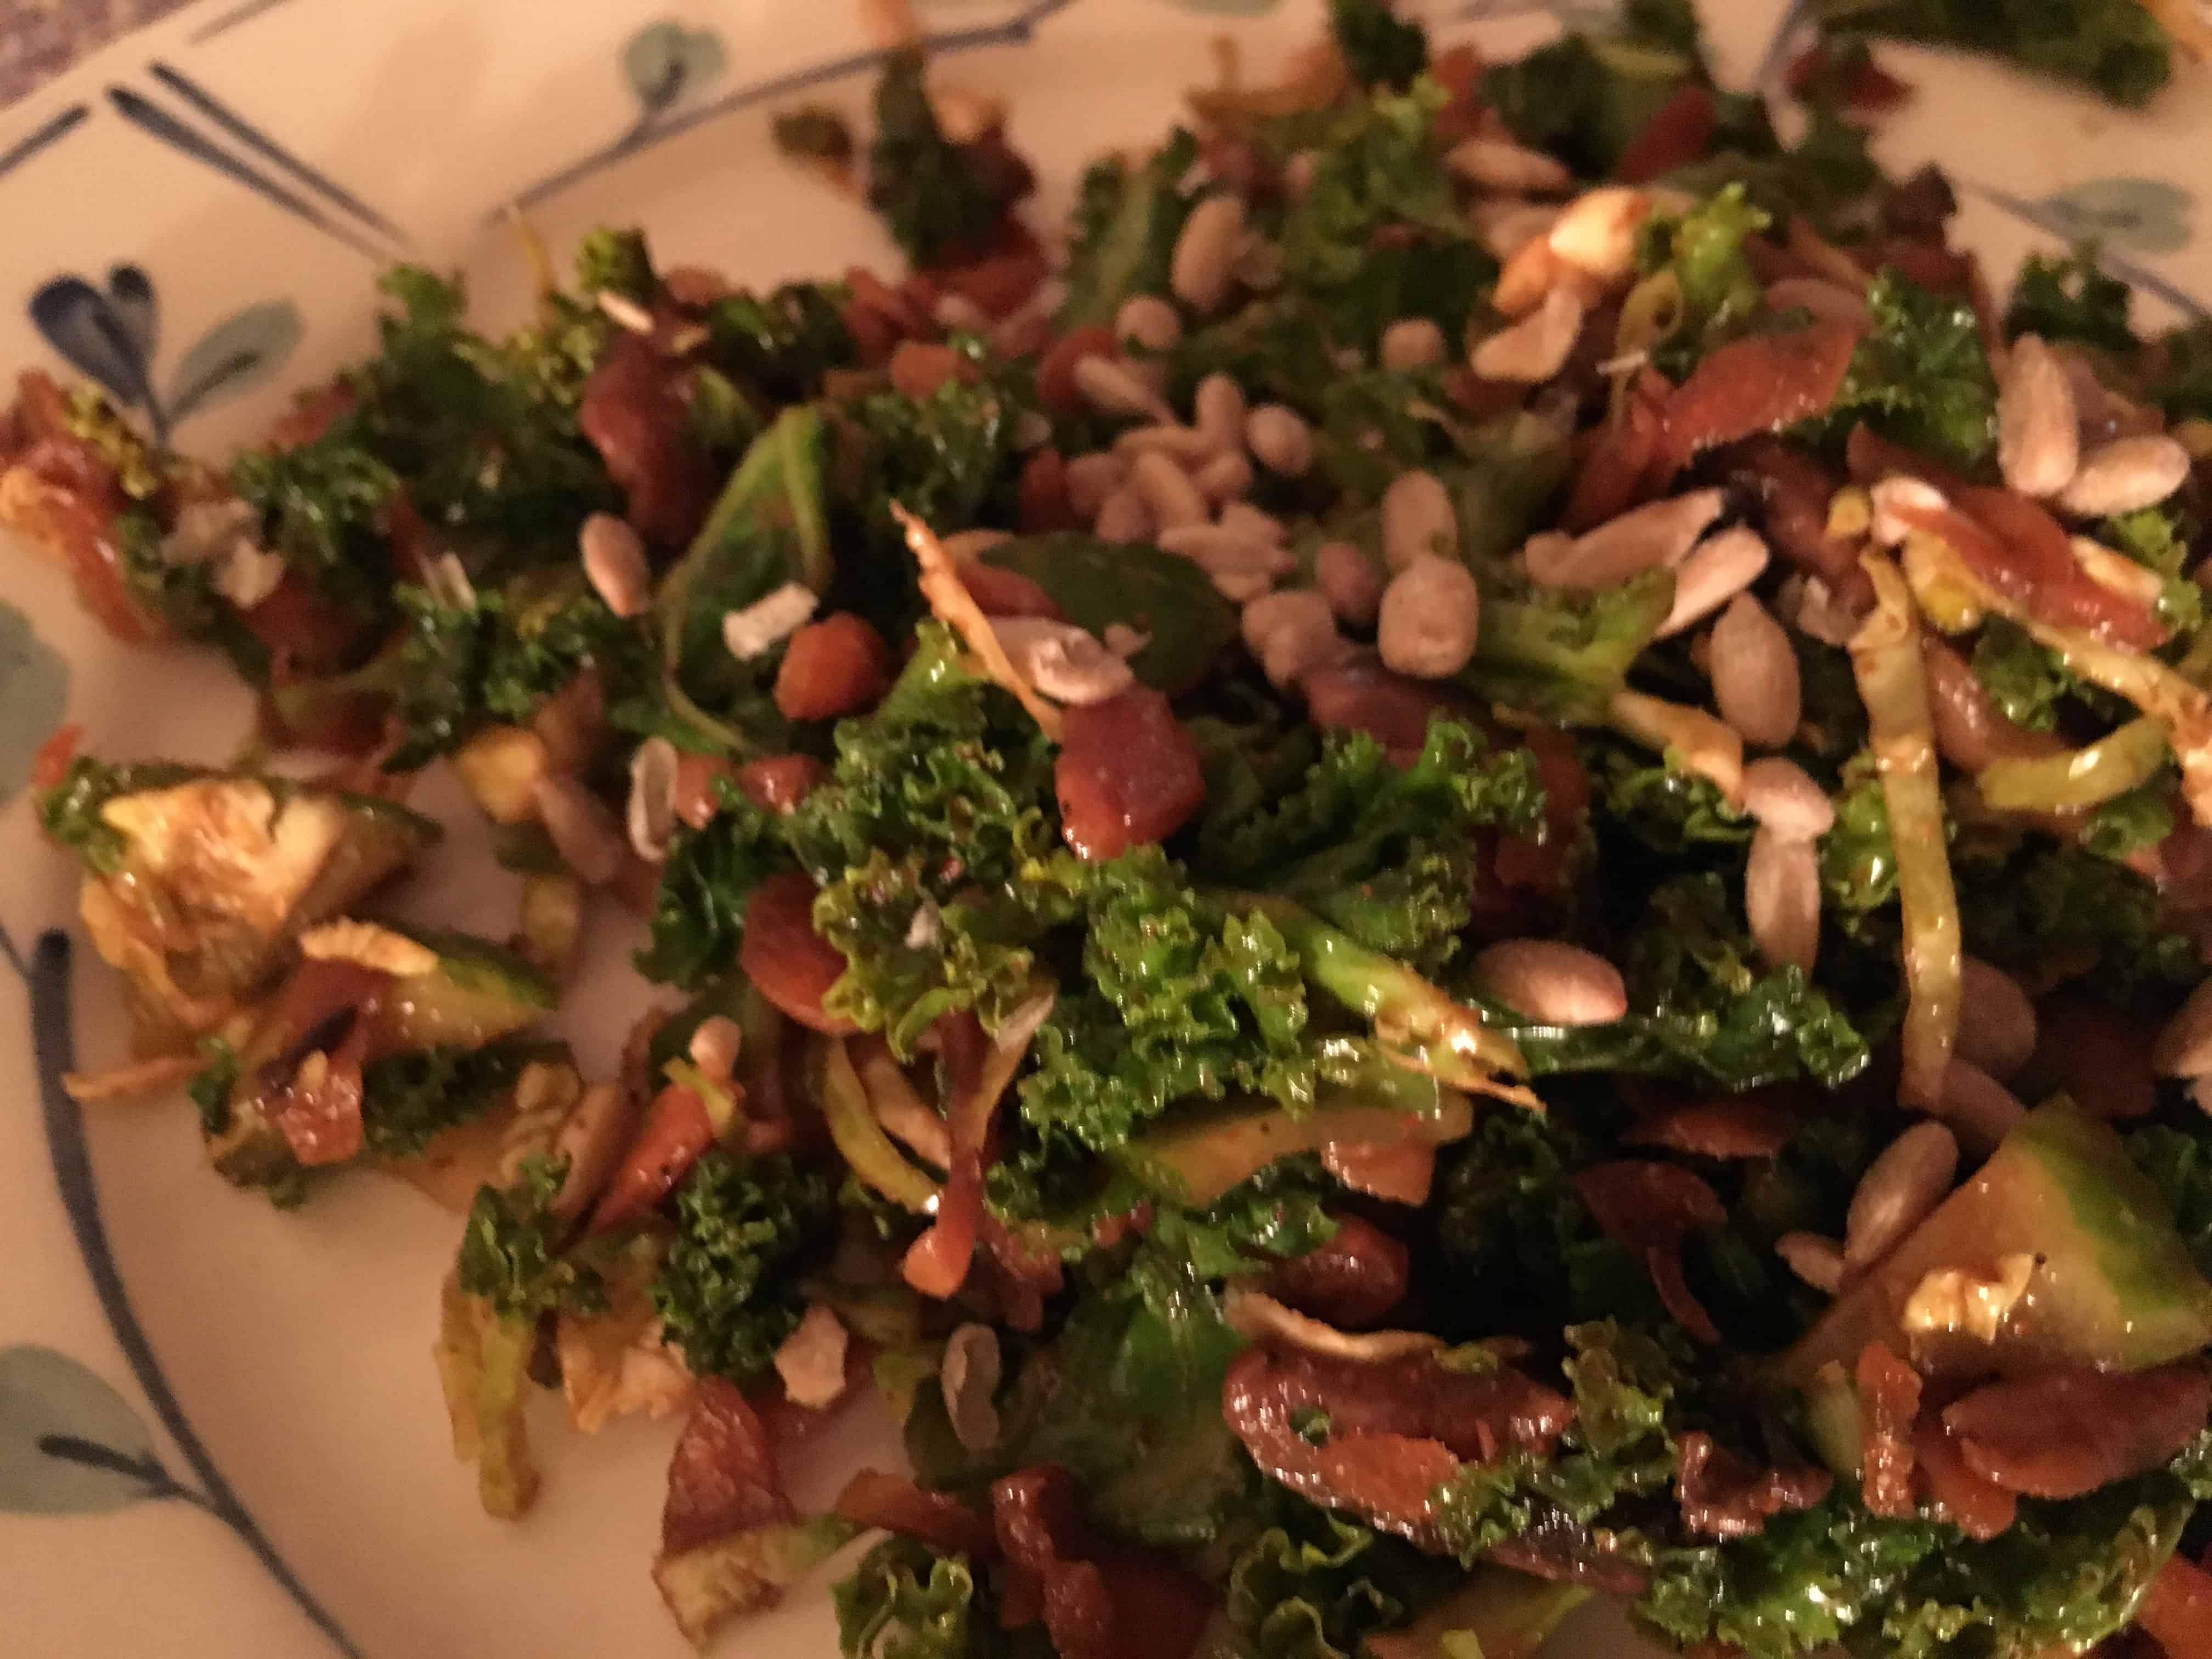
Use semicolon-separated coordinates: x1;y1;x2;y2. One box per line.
19;2;2212;1656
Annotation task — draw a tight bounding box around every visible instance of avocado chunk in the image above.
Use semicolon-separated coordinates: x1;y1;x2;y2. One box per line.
1776;1102;2212;1390
48;758;439;1039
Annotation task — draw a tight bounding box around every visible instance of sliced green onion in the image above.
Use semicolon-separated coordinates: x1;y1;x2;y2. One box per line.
1977;716;2171;812
815;1036;940;1212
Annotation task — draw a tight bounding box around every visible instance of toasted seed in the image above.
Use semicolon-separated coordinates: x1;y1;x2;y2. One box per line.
2058;434;2192;518
1548;186;1654;284
1171;193;1247;312
1246;403;1315;477
1381;469;1458;571
1242;589;1344;690
579;512;650;618
941;1323;1003;1454
1763;276;1870;327
1114;294;1183;355
1655;525;1769;637
1868;475;1947;547
1446;136;1576;195
1316;539;1384;627
625;735;681;862
1544;489;1727;589
1711;594;1801;751
1074;353;1172;420
1474;939;1629;1026
2070;535;2165;607
1379;317;1447;372
1472;199;1560;261
1093;486;1154;543
1114;421;1220;463
1934;1059;2028;1152
1746;825;1821;975
1741;757;1835;842
549;1081;640;1220
1471;284;1586;383
1194;449;1254;506
1218;501;1287;544
1997;334;2081;500
688;1014;743;1081
723;582;819;659
992;617;1137;706
933;290;991;335
1063;452;1128;520
1194;373;1248;453
1775;1232;1845;1296
1129;449;1210;531
1845;1121;1959;1271
1158;524;1297;579
532;774;626;885
2155;976;2212;1076
1378;555;1482;680
1493;234;1563;317
774;1302;851;1410
1957;956;2037;1079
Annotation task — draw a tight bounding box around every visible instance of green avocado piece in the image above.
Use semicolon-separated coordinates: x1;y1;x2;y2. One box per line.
980;533;1237;696
1776;1102;2212;1390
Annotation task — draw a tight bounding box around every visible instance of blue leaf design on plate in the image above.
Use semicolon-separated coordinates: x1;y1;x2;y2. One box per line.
622;21;728;115
0;1346;171;1516
2034;178;2193;255
105;263;159;367
28;273;161;416
163;298;304;426
1159;0;1283;13
0;601;67;808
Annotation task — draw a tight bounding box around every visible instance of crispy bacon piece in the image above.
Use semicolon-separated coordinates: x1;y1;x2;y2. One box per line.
977;1216;1065;1333
1221;1343;1573;1548
1018;447;1081;532
1911;1417;2016;1541
1674;1431;1832;1539
930;221;1050;320
1624;1090;1802;1159
2140;1554;2212;1659
1660;321;1862;472
1571;1161;1728;1343
1565;370;1674;531
1856;1341;1923;1519
1321;1139;1439;1206
1263;1215;1412;1330
774;613;893;721
835;1470;996;1558
1615;84;1718;184
579;334;710;547
1496;723;1591;891
1944;1363;2212;1498
663;1377;791;1558
1037;325;1118;415
591;1083;717;1234
1886;489;2164;650
735;753;827;816
991;1466;1211;1659
738;871;860;1034
2033;998;2160;1122
1055;686;1207;861
888;341;977;401
254;959;390;1166
1302;659;1448;762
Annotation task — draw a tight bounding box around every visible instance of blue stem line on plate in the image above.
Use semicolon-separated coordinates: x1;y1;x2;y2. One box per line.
104;86;396;262
1964;181;2211;321
497;0;1075;218
148;64;410;248
0;104;90;185
189;0;298;46
7;926;365;1659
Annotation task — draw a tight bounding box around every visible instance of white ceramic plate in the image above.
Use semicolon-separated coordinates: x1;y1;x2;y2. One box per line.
3;2;2210;1654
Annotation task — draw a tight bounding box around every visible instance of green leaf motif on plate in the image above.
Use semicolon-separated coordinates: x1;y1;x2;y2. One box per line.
2034;178;2194;254
0;601;67;809
623;21;728;114
163;299;306;428
0;1345;170;1516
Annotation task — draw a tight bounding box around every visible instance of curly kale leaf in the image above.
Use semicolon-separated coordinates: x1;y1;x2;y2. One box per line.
1814;270;1998;473
110;506;269;678
834;1536;997;1659
1056;129;1199;330
228;428;402;619
359;1039;554;1161
1021;851;1315;1151
1808;0;2170;107
1818;759;1900;922
1590;737;1754;857
705;281;856;404
2149;321;2212;424
866;49;1026;266
457;1154;605;1321
1330;0;1430;90
1641;185;1769;380
2006;248;2138;353
1954;837;2200;1009
635;788;792;989
651;1149;837;1386
786;623;1058;887
1198;718;1545;972
1226;1499;1454;1659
